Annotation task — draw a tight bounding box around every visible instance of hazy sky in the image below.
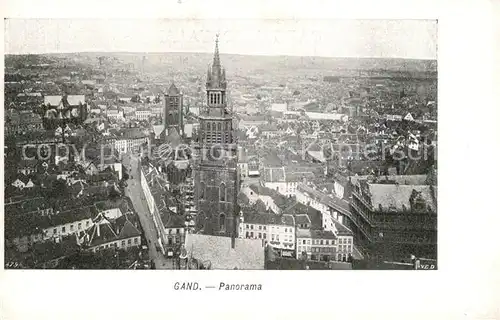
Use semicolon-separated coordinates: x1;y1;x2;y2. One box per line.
4;19;437;59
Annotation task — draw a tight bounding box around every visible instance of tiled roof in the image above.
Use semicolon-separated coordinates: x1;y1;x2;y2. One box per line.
286;171;315;182
117;220;141;239
333;219;353;236
294;214;311;225
262;153;282;167
44;95;62;106
283;202;322;229
310;229;337;240
262;167;285;183
120;128;149;139
5;206;96;239
368;184;437;213
88;219;118;247
165;128;182;147
297;183;351;213
296;228;311;238
242;211;294;226
184;233;265;270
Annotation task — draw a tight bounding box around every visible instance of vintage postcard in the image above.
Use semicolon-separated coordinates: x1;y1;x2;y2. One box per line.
3;18;438;271
1;1;499;319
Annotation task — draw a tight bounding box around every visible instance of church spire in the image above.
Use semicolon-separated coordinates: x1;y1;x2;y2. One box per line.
207;34;226;90
213;33;221;71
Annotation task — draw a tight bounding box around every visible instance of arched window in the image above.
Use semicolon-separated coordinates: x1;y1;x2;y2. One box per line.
219;214;226;231
217;122;221;131
199;182;205;199
207;122;211;131
219;183;226;202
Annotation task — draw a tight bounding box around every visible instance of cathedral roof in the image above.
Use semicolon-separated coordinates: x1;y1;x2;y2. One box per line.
165;127;182;147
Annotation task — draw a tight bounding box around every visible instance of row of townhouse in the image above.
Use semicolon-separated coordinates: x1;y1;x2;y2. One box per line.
294;182;354;260
112;129;150;154
237;206;354;262
238;211;296;252
296;223;354;262
140;164;189;255
295;182;350;228
6;201;142;254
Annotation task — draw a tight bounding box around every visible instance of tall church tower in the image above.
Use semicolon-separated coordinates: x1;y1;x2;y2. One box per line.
193;35;239;238
164;83;184;136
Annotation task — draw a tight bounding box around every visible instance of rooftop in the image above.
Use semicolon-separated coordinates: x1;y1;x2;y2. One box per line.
242;210;295;226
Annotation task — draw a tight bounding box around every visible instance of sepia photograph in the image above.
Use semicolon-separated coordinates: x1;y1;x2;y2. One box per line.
3;18;438;270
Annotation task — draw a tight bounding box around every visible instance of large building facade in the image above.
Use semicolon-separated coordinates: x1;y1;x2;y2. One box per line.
347;174;437;261
193;36;239;238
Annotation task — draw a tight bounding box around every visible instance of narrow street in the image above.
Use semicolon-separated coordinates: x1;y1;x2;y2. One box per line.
123;153;172;269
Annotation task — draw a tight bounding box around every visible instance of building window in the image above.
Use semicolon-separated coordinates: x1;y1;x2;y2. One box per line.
62;226;66;233
200;182;205;199
86;221;90;227
263;226;266;231
78;223;82;230
246;231;249;238
217;123;221;131
121;240;125;247
134;238;138;244
251;225;254;230
176;228;180;234
263;233;266;239
259;225;262;230
128;239;132;245
250;232;254;237
303;240;306;245
219;214;226;231
258;233;261;239
219;183;226;202
70;225;74;231
53;228;57;234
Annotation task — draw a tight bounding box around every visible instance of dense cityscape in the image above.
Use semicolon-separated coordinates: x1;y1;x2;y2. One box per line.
4;35;437;270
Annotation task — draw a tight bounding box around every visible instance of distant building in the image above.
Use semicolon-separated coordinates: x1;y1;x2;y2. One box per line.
164;83;184;136
113;128;149;154
239;210;296;253
84;213;142;253
134;108;152;121
296;229;337;262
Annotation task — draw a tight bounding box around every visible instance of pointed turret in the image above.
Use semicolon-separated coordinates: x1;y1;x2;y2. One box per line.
207;34;226;90
212;34;221;72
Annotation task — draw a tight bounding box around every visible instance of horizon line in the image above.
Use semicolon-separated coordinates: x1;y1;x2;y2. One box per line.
5;50;437;61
